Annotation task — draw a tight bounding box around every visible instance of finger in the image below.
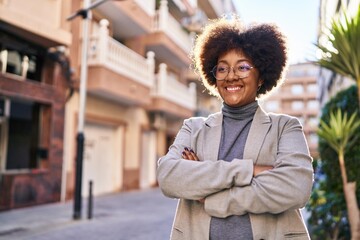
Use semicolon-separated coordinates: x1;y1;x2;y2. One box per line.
188;149;199;161
182;149;194;160
183;148;196;161
181;150;190;160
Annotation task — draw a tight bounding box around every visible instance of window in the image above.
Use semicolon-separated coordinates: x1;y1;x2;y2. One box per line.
0;31;45;82
307;83;318;93
291;84;304;95
292;101;304;110
307;100;319;109
0;98;7;169
0;98;50;171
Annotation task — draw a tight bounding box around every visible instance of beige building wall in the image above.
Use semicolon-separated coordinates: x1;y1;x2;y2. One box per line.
0;0;72;46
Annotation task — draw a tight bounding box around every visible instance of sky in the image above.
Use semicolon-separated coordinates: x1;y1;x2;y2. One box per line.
233;0;320;64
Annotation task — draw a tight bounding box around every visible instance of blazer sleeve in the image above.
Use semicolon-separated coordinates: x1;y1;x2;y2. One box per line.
204;117;314;217
157;118;254;200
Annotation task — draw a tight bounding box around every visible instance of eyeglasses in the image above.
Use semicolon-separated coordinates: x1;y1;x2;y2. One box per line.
211;63;254;81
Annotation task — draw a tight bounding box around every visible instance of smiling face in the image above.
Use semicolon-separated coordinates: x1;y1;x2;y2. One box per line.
215;49;262;107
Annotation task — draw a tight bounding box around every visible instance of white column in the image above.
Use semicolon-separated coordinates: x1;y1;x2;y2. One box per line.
0;50;8;73
158;63;167;95
21;56;29;79
146;51;155;86
189;82;197;108
98;19;109;63
159;0;169;30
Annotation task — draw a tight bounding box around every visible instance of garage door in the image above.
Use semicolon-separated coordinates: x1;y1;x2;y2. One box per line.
82;122;123;197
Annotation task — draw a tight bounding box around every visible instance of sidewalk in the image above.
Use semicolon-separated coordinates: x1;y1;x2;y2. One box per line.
0;188;177;240
0;196;75;237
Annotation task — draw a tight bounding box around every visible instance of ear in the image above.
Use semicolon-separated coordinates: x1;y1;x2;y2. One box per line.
258;79;264;87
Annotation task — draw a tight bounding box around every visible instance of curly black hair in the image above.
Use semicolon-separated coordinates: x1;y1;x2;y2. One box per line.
191;16;288;97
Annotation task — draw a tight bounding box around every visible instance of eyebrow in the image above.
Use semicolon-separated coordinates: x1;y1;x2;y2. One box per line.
217;59;251;65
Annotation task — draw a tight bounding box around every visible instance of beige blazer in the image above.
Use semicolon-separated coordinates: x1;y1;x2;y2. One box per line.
157;106;314;240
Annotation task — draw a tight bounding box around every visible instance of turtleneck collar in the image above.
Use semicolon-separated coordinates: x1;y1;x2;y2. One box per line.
221;101;259;120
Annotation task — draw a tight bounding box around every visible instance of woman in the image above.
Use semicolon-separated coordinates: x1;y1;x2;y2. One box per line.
157;17;313;240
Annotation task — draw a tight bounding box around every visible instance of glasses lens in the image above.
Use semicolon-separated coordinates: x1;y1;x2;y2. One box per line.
211;63;253;80
212;65;228;80
234;63;253;78
236;63;253;72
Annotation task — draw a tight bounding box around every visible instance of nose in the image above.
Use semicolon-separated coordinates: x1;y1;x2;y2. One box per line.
227;67;235;78
226;67;236;79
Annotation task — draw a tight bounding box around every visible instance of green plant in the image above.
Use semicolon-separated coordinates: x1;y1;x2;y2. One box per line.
317;89;360;239
316;5;360;107
318;109;360;184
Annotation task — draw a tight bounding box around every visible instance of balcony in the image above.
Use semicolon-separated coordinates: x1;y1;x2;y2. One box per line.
94;0;156;39
87;20;155;106
144;0;193;68
153;0;192;53
198;0;226;19
150;63;196;118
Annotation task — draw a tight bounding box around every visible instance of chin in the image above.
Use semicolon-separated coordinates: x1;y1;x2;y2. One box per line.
226;102;243;107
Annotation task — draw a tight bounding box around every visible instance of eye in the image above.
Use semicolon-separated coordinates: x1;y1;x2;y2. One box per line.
217;65;229;73
237;64;252;72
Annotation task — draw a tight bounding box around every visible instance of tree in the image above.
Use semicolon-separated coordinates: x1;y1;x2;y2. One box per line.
308;86;360;239
318;108;360;239
316;5;360;107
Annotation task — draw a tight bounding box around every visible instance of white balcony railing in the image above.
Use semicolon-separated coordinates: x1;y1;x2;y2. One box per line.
153;0;193;53
154;63;196;110
88;19;155;88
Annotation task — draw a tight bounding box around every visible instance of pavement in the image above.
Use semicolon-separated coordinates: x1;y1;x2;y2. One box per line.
0;187;178;240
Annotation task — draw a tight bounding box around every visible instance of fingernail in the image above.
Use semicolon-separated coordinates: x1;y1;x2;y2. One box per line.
182;151;186;156
190;149;194;153
184;147;189;151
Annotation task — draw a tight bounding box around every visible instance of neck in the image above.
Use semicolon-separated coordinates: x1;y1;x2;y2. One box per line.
222;101;258;120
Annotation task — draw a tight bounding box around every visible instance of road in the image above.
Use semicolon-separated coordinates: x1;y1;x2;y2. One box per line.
0;188;177;240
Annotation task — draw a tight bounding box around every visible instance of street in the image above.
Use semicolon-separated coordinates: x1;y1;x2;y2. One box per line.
0;188;177;240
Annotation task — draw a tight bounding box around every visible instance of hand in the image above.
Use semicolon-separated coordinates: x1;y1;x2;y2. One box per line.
181;147;199;161
182;148;204;203
253;165;273;177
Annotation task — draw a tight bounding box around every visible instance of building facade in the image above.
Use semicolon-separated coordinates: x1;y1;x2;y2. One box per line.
62;0;234;201
260;63;320;158
0;0;236;210
0;0;72;210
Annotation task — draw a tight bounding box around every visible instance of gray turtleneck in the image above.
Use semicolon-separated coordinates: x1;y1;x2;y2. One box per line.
209;101;258;240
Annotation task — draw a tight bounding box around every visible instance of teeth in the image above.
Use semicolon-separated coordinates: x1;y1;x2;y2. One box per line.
226;86;241;91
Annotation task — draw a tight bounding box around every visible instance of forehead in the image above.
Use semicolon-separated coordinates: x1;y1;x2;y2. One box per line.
217;49;251;63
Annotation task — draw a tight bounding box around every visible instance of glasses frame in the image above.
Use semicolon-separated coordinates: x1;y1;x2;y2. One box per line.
211;64;254;81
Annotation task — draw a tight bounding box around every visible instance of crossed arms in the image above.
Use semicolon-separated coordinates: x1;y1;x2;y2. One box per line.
157;117;313;217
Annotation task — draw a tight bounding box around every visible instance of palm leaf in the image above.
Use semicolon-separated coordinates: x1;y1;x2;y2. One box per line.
316;5;360;82
318;109;360;153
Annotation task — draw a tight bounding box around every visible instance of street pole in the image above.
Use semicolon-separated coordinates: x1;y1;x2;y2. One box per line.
67;0;123;220
72;0;91;220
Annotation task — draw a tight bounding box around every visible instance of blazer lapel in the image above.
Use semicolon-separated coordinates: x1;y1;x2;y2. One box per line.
203;113;223;161
244;106;271;164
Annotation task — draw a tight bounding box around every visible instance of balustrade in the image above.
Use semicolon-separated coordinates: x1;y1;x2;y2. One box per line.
88;19;155;87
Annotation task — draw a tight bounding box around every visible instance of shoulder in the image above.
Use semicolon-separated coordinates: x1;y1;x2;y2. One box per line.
267;112;303;129
184;112;222;128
